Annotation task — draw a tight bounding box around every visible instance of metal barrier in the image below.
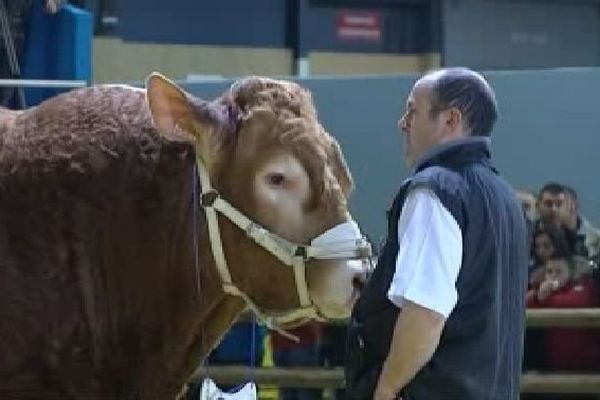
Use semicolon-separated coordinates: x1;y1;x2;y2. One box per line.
0;79;87;89
195;366;600;394
194;308;600;394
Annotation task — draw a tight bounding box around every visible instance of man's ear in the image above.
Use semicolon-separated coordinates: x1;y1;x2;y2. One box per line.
445;108;463;131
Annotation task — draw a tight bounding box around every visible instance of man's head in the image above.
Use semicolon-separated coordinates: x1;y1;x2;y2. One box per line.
516;188;538;222
533;225;571;264
398;67;498;167
537;182;567;227
560;185;579;230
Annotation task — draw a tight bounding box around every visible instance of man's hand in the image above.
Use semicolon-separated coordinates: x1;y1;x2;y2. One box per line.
374;385;401;400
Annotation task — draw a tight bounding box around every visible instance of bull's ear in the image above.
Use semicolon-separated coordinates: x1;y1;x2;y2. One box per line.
145;72;216;167
146;72;196;139
328;138;354;198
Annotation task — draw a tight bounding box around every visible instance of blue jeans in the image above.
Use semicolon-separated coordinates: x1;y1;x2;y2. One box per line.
273;345;322;400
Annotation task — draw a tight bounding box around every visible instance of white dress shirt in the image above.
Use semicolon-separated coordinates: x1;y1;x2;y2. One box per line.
387;188;463;318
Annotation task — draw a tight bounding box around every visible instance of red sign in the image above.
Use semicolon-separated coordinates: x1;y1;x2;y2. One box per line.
336;10;382;42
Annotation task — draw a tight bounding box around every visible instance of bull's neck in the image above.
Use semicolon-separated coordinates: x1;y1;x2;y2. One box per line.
167;211;248;390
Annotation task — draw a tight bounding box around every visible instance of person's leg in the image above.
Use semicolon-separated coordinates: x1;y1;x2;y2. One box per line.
287;346;322;400
273;349;297;400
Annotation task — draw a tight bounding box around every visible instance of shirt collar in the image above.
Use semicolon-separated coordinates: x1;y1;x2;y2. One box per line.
412;136;491;173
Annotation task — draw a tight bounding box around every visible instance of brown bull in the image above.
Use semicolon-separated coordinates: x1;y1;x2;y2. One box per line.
0;74;367;399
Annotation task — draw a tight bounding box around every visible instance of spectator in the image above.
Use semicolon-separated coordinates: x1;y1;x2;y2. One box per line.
523;225;572;375
535;182;567;230
529;226;572;288
271;321;323;400
560;185;600;260
527;255;600;372
516;188;538;225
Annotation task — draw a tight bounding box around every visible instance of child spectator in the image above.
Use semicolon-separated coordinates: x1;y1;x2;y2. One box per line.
527;255;600;371
529;226;571;288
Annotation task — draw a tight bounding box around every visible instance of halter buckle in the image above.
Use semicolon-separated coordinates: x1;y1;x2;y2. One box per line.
200;190;219;207
294;246;309;261
357;240;373;258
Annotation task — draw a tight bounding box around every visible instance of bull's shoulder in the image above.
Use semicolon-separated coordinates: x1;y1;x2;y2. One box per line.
0;85;186;177
5;84;153;141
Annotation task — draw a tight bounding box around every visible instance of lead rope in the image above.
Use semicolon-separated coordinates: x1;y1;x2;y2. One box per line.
193;164;201;297
192;163;212;395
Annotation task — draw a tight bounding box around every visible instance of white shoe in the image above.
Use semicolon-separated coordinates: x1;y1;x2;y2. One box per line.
199;378;257;400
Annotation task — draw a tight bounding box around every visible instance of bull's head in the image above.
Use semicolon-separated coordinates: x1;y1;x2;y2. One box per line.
146;74;370;326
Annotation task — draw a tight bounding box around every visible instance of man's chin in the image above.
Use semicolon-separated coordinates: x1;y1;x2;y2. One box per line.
543;217;561;228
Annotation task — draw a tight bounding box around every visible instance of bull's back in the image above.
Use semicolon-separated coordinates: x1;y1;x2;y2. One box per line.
0;85;159;173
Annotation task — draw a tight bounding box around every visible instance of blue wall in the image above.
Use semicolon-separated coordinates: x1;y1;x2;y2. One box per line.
298;0;435;56
180;68;600;245
118;0;289;47
23;4;92;106
116;0;436;56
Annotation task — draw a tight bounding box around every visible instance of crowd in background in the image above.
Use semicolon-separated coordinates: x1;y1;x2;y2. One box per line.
519;183;600;400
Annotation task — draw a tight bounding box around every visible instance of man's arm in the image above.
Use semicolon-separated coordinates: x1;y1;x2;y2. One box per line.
374;300;445;400
377;187;462;399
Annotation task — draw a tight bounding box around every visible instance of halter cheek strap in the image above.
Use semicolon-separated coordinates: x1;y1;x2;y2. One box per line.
195;154;372;340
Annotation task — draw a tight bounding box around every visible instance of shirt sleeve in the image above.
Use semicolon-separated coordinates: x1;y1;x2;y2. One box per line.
387;187;463;318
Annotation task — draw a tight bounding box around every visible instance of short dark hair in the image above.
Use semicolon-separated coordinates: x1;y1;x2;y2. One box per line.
426;67;498;137
539;182;564;197
562;184;579;207
533;225;573;262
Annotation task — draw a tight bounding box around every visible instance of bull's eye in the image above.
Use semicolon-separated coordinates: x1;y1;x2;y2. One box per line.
268;173;285;186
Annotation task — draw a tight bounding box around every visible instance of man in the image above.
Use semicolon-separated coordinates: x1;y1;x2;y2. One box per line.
536;182;567;229
516;188;538;224
559;185;600;260
345;68;529;400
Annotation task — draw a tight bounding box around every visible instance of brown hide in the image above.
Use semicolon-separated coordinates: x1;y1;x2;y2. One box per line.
0;86;244;399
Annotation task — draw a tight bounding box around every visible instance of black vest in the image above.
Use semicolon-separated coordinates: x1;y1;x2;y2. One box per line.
345;139;528;400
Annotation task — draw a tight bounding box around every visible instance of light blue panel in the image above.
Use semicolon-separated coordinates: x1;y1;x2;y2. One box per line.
297;76;413;247
442;0;600;69
180;68;600;245
181;75;414;247
486;68;600;226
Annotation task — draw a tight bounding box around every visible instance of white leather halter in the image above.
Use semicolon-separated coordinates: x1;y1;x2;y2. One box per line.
195;156;372;341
